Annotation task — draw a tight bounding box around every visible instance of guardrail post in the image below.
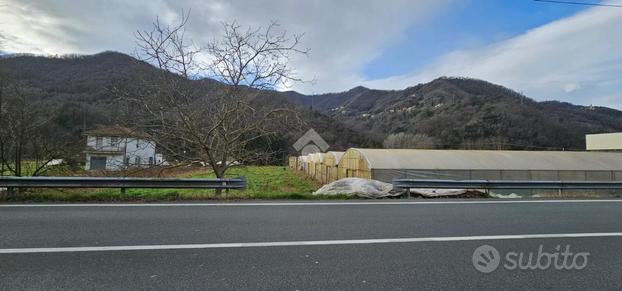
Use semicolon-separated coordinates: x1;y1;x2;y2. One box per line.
238;176;247;191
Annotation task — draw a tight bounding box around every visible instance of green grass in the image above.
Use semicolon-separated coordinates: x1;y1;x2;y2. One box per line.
1;166;352;201
1;161;73;176
190;166;321;197
1;162;39;176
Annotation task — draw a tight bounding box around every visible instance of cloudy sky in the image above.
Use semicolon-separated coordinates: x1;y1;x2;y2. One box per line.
1;0;621;108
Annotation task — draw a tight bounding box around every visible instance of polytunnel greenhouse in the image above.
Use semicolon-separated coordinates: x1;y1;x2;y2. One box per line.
336;148;622;197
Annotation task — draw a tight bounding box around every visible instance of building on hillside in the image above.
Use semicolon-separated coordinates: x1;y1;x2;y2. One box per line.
84;126;165;171
586;133;622;151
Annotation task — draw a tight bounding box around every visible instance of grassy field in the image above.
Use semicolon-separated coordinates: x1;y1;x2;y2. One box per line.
1;161;74;176
1;166;351;201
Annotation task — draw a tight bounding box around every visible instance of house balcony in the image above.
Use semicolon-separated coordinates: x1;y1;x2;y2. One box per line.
84;145;126;155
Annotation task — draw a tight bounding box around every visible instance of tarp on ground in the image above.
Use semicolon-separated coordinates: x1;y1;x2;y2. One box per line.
313;178;400;198
408;188;487;198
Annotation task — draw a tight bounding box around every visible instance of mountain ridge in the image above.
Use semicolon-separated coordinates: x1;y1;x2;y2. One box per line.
0;51;375;162
2;51;621;152
286;76;622;150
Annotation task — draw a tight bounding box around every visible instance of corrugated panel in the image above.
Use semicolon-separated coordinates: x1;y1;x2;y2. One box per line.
559;171;586;181
372;169;470;183
500;170;531;180
350;148;622;171
471;170;502;180
586;171;613;181
586;133;622;151
530;171;559;181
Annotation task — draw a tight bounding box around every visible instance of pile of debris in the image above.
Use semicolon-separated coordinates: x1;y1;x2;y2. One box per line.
408;188;488;199
313;178;400;198
313;178;490;199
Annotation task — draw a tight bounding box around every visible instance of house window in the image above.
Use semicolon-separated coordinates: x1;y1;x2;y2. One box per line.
111;137;119;146
149;157;154;165
135;157;141;165
95;137;103;149
136;139;141;149
125;157;130;166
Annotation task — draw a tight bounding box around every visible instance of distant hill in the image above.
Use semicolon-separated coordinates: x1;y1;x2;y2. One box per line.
2;52;621;156
286;77;622;150
0;52;373;163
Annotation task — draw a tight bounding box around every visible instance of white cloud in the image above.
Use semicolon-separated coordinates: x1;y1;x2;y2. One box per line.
363;4;622;109
564;83;581;93
0;0;451;92
3;1;621;109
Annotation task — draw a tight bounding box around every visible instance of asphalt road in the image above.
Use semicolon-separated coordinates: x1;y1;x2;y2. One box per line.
2;200;622;290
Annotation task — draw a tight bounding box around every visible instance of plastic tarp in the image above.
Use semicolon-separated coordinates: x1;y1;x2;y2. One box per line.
488;192;523;198
409;188;486;198
313;178;490;198
350;148;622;171
313;178;400;198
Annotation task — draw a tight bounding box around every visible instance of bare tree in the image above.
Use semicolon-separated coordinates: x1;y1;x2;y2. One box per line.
0;78;66;177
122;12;308;183
0;71;6;176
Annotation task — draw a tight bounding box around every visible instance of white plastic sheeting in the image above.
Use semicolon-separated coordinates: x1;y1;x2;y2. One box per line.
313;178;490;199
349;148;622;171
325;151;345;164
488;192;523;198
45;159;64;166
299;155;311;163
312;178;525;199
308;153;325;163
408;188;486;198
313;178;400;198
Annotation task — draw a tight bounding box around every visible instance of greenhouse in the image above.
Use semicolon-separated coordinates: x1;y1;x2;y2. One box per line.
321;151;345;183
307;153;326;179
288;156;298;169
339;148;622;184
297;154;311;173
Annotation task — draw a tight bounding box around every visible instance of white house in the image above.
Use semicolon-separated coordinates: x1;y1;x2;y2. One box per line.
84;126;165;171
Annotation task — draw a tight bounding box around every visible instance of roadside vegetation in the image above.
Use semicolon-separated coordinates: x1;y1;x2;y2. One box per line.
0;166;351;202
0;161;74;176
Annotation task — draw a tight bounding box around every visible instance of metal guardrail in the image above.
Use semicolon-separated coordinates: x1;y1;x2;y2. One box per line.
392;179;622;190
0;176;246;194
393;179;622;197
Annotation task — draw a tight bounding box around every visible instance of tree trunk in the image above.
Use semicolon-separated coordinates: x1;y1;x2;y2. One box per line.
213;165;225;197
15;134;22;177
0;144;5;177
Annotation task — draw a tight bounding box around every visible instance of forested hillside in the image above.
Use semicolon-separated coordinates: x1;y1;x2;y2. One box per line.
2;51;621;171
286;77;622;150
0;52;373;168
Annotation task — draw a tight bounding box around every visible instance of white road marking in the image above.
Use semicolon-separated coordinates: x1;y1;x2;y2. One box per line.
1;199;622;207
1;232;621;254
